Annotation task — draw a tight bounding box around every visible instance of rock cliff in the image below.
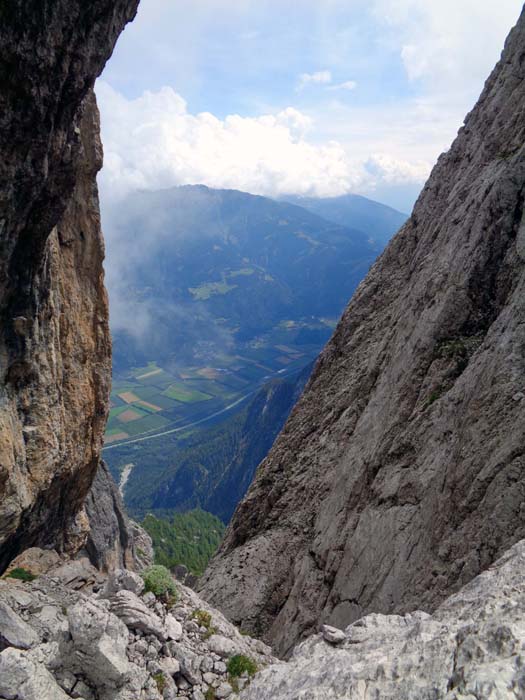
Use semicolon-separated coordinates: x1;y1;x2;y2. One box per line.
200;7;525;656
0;1;139;571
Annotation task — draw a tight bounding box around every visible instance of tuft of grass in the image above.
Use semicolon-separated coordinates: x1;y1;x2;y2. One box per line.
192;608;217;639
205;689;216;700
141;565;178;599
227;654;258;679
192;608;212;628
152;671;167;693
6;567;36;583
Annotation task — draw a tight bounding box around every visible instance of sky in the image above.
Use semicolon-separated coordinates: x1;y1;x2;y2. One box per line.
97;0;523;215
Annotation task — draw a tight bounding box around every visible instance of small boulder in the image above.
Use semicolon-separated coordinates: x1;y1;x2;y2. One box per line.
160;656;180;677
165;614;183;641
100;569;144;598
0;647;70;700
321;624;346;645
67;598;130;685
0;601;39;650
110;590;166;640
215;681;233;698
207;634;238;658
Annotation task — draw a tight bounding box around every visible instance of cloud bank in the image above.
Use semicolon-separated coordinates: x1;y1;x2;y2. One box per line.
97;80;426;205
97;0;522;213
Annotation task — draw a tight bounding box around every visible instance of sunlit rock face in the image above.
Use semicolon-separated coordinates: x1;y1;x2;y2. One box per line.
0;1;139;571
201;7;525;656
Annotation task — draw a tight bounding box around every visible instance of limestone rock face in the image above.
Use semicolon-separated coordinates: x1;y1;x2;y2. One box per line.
201;7;525;656
0;1;139;572
239;540;525;699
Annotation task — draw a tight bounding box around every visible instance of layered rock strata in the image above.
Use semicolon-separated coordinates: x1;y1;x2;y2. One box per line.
201;7;525;656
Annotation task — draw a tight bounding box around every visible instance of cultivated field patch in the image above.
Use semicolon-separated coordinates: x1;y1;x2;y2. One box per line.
119;391;140;404
105;431;129;443
163;384;213;403
136;400;162;412
118;408;146;423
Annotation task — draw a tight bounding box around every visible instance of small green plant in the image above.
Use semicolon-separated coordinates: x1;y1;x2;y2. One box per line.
425;388;443;408
227;654;258;679
205;689;216;700
192;608;217;639
141;565;178;599
152;671;167;693
6;567;36;583
192;608;212;628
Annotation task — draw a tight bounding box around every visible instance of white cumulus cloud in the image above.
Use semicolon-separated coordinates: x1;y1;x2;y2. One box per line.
327;80;358;91
297;70;333;90
96;80;404;202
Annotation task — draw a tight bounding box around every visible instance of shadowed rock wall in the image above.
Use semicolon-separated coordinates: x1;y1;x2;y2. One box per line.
0;0;139;571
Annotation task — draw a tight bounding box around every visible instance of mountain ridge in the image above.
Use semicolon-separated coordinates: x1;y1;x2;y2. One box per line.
281;192;408;246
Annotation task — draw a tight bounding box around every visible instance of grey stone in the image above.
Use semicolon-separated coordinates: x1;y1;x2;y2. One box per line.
0;647;70;700
171;645;202;685
320;624;346;644
49;558;102;592
56;670;77;693
200;656;214;673
143;592;156;606
215;682;233;698
177;676;192;690
84;462;135;572
160;656;180;676
67;597;130;685
101;568;145;598
207;634;237;658
165;614;183;641
110;590;167;640
71;679;95;700
0;601;39;650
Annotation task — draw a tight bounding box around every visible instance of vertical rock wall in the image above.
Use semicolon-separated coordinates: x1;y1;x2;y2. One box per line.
0;1;139;571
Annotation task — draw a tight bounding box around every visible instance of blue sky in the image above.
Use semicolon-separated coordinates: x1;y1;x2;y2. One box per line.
98;0;523;213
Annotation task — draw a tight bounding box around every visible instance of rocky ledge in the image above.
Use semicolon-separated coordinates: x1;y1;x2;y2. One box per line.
0;553;273;700
241;538;525;699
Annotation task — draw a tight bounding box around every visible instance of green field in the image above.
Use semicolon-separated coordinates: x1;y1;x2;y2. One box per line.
104;317;332;446
188;281;237;300
163;384;213;403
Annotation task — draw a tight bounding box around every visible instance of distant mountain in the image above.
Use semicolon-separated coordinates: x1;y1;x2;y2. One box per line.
107;185;381;372
282;193;408;247
106;363;312;524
